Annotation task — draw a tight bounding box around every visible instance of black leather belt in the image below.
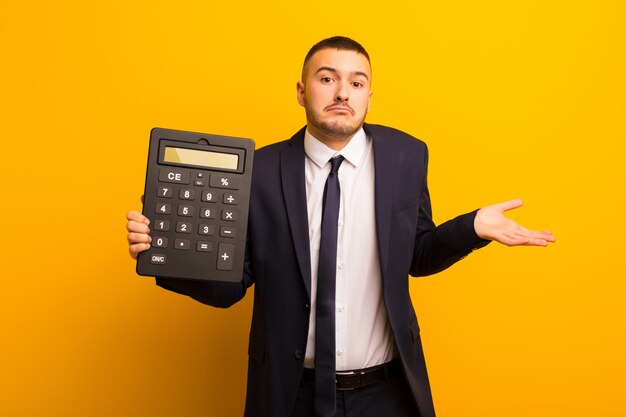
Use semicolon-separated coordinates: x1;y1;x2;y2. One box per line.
302;360;402;391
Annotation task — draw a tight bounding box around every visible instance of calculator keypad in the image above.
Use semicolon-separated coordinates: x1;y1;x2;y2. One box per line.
151;170;239;270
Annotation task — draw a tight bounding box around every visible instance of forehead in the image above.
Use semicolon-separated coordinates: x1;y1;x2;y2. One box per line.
304;48;372;79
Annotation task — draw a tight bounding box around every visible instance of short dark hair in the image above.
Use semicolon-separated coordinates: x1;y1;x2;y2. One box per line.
302;36;370;79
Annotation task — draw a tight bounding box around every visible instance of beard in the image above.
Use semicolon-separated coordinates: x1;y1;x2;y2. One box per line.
304;101;367;140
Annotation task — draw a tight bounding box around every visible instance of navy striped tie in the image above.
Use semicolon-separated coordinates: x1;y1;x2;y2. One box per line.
314;155;344;417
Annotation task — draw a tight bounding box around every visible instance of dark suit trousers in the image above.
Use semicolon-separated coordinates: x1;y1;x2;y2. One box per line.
290;372;421;417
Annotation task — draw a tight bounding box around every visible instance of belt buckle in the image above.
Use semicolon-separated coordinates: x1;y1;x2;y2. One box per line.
335;370;365;391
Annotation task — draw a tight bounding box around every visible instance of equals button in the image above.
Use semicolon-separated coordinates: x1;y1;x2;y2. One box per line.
196;241;213;252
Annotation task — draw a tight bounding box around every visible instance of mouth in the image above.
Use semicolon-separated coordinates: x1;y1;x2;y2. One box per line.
325;105;354;115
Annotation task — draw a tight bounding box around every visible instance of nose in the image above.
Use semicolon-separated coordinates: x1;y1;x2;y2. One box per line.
335;81;349;103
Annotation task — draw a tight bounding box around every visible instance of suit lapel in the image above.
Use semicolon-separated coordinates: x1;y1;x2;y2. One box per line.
280;127;313;300
364;123;393;281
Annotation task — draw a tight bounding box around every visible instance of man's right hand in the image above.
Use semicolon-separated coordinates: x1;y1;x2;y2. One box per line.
126;210;151;259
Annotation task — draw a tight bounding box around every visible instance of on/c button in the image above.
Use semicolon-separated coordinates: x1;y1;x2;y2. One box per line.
150;253;167;264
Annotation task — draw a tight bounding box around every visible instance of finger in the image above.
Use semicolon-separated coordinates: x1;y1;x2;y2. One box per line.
127;231;152;244
126;210;150;225
129;243;151;259
500;234;540;247
495;199;524;213
509;232;555;246
126;220;150;234
519;238;549;247
514;229;556;242
537;231;556;242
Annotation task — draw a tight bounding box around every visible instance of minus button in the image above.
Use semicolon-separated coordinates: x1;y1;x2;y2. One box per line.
220;226;237;238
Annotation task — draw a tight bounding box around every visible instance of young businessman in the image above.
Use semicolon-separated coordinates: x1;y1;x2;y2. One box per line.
126;37;555;417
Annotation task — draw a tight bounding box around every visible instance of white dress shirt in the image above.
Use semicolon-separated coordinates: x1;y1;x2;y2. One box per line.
303;127;396;371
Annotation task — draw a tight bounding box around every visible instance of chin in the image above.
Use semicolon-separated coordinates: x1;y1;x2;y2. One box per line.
322;123;360;139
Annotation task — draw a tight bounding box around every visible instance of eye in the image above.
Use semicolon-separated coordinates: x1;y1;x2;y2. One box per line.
352;81;363;88
321;76;333;83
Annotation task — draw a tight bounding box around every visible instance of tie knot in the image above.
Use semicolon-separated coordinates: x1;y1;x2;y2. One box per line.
329;155;344;174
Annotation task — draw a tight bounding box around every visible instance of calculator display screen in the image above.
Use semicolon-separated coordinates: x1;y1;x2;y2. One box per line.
164;146;239;170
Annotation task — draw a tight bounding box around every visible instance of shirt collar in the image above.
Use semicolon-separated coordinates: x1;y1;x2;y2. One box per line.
304;127;368;169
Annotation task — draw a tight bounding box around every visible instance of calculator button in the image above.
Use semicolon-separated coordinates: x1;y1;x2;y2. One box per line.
152;237;168;248
150;253;167;264
157;186;173;198
159;168;190;184
156;203;171;215
223;193;238;205
174;239;190;250
210;174;240;190
176;222;192;233
200;207;216;219
217;243;234;270
194;179;206;186
220;226;237;238
153;220;170;231
222;210;237;221
178;205;194;217
198;224;215;236
201;191;217;202
179;188;196;200
197;241;213;252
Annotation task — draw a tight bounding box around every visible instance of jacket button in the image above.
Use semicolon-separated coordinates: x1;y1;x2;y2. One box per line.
304;303;310;310
294;349;303;360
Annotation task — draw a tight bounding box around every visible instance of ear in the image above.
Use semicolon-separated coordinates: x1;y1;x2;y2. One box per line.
367;90;373;113
296;81;305;107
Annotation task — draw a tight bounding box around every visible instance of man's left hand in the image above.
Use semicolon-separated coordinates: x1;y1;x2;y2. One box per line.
474;199;556;247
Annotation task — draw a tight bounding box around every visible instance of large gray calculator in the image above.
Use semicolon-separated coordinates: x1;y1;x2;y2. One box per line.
136;128;254;282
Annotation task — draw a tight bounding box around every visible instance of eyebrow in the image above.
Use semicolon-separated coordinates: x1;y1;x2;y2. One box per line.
314;66;370;81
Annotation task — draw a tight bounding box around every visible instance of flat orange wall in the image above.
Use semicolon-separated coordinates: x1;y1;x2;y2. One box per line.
1;1;624;416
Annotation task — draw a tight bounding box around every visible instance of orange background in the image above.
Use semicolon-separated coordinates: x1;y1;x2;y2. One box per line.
1;1;625;416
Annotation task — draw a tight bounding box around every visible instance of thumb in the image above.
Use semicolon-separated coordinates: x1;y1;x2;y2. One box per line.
494;199;523;213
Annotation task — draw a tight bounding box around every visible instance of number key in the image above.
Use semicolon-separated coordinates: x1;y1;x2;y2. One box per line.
198;224;215;236
158;186;173;198
200;207;216;219
178;205;194;217
176;222;192;233
152;236;168;248
179;188;195;200
201;190;217;202
153;220;170;231
156;203;171;214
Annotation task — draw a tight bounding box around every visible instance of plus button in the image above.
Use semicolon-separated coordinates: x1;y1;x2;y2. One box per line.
217;243;234;271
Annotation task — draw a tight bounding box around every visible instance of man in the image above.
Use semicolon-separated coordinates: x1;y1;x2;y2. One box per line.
126;36;555;417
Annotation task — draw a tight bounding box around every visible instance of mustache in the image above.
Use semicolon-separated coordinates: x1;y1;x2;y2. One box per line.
324;104;355;114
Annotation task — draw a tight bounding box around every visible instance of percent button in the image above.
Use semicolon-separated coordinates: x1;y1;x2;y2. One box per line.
210;174;240;190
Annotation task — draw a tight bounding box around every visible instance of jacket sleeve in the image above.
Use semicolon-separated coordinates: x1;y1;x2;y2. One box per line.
409;146;490;277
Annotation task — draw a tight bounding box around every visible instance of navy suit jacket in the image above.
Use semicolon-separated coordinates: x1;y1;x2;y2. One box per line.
157;123;489;417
